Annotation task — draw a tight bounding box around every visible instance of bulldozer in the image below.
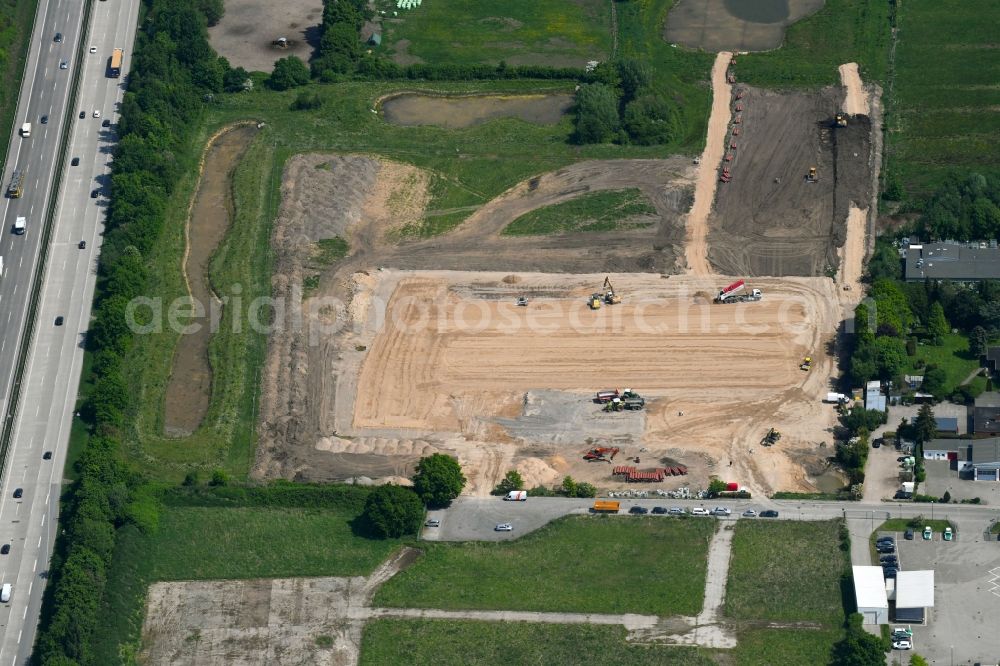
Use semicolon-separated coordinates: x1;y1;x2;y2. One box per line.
835;113;847;128
800;357;812;371
761;428;781;446
602;276;621;305
805;166;818;183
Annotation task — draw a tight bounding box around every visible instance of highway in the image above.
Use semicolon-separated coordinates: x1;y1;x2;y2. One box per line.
0;0;139;662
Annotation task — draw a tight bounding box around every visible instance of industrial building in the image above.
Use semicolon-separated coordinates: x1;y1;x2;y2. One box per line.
903;241;1000;282
865;380;886;413
853;565;889;625
894;570;935;623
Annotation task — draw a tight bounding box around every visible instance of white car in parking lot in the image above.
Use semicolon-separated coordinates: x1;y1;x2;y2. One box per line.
891;639;912;650
742;509;757;517
691;507;710;516
494;523;513;532
712;507;732;516
668;507;685;515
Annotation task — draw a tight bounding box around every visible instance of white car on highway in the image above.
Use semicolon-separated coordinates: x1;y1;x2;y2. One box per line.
691;507;711;516
93;110;101;118
712;507;732;516
494;523;513;532
89;45;97;53
742;509;757;517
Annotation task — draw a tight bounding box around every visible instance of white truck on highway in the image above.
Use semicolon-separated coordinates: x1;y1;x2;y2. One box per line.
715;279;762;304
1;583;10;602
19;122;30;137
504;490;528;501
13;216;26;235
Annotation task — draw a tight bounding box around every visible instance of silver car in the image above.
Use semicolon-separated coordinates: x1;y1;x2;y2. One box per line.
425;519;440;527
494;523;513;532
742;509;757;517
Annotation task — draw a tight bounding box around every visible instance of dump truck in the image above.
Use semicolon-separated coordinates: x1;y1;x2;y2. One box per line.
595;389;619;403
504;490;528;501
715;279;762;304
592;500;620;513
7;170;23;198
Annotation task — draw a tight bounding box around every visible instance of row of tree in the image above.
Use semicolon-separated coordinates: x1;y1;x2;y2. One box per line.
311;0;371;80
33;0;233;661
910;173;1000;242
573;59;684;146
362;454;466;538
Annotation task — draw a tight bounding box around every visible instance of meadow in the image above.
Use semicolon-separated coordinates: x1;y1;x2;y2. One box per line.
502;188;656;235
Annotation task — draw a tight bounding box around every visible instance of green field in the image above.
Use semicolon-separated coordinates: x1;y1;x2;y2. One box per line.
0;0;40;175
360;620;713;666
378;0;612;67
731;627;844;666
502;188;656;235
725;520;850;626
93;495;400;663
735;0;891;87
887;0;1000;196
375;516;716;616
903;332;980;398
877;518;954;535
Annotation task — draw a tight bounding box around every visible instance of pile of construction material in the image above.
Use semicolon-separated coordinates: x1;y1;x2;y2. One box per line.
612;465;687;482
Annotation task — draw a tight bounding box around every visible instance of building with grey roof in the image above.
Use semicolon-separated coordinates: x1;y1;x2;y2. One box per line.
903;241;1000;282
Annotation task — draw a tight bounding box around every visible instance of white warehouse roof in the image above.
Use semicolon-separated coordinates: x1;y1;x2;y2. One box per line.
853;566;889;609
896;570;935;608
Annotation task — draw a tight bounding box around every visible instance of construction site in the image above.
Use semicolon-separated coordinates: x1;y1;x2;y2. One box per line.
253;52;879;499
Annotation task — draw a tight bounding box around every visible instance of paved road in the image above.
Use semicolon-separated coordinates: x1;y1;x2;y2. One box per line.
0;0;139;662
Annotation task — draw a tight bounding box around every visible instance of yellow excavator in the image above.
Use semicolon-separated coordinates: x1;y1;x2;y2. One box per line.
603;276;622;305
800;357;812;371
835;112;847;127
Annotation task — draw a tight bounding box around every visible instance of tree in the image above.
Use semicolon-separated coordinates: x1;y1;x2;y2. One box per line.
493;470;524;496
927;302;949;343
196;0;225;25
909;654;930;666
623;94;682;145
832;614;888;665
874;336;907;380
865;239;902;281
920;364;947;397
914;403;937;444
707;477;728;496
412;454;466;507
614;58;651;104
182;471;199;486
268;56;311;91
573;482;597;498
223;66;250;92
560;475;577;497
971;325;989;358
940;490;951;503
209;469;229;486
573;83;620;144
362;484;423;538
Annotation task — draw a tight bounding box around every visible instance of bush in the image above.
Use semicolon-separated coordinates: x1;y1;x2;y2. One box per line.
492;470;524;496
362;485;423;538
412;454;466;508
291;91;324;111
268;55;311;90
572;83;620;144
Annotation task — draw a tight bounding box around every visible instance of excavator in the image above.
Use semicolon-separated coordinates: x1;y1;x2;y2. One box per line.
602;276;622;305
835;112;847;128
583;447;620;462
800;357;812;371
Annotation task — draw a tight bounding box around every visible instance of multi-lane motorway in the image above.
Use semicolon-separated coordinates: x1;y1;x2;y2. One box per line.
0;0;139;662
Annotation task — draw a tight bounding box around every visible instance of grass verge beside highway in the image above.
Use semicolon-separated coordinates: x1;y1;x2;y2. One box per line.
360;620;714;666
0;0;40;173
725;520;850;626
502;188;656;235
375;516;715;616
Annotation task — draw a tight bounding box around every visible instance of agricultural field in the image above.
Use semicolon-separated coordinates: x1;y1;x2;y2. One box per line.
502;188;657;235
377;0;612;68
725;520;850;626
374;516;717;616
887;0;1000;196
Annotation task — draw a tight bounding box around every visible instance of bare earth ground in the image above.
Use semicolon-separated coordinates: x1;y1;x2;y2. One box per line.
707;84;874;277
380;92;574;129
665;0;826;52
207;0;321;73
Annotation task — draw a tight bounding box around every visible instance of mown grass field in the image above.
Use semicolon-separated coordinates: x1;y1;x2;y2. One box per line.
502;188;656;235
903;332;980;398
377;0;613;68
375;516;716;616
360;621;713;666
887;0;1000;197
735;0;890;88
93;499;400;664
725;520;850;626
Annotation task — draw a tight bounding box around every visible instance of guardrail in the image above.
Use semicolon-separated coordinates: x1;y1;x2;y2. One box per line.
0;0;96;478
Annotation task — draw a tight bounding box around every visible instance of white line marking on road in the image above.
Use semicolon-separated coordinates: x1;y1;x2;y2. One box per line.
31;559;36;572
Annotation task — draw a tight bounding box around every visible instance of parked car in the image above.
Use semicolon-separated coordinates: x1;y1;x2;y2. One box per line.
892;639;912;650
877;544;896;554
712;507;731;516
494;523;513;532
668;507;685;515
880;555;898;565
742;509;757;517
904;529;914;540
943;527;953;541
629;506;649;515
102;118;111;127
876;536;894;545
923;526;932;540
872;438;882;448
691;507;710;516
651;506;668;515
883;567;899;579
759;510;779;518
424;519;440;527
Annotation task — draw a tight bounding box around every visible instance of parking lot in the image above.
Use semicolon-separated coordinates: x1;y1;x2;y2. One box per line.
922;458;1000;505
881;523;1000;664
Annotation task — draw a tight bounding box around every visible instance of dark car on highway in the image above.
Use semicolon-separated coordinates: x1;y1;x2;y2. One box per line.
13;488;22;499
0;545;8;555
759;510;779;518
55;316;64;326
71;157;79;166
43;451;52;460
54;32;62;43
40;115;48;124
628;506;649;515
78;110;85;119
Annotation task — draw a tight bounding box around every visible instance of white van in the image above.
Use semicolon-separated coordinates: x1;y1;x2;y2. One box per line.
13;217;25;235
1;583;11;602
20;123;30;137
504;490;527;501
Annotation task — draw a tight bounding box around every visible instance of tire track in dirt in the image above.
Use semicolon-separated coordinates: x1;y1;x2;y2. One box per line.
685;52;732;276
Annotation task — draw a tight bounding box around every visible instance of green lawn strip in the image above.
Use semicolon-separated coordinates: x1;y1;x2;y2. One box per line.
735;0;891;87
991;523;1000;535
359;619;715;666
376;516;715;616
725;520;849;626
732;627;844;666
903;332;978;396
502;188;656;235
877;518;953;535
377;0;612;67
887;0;1000;198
